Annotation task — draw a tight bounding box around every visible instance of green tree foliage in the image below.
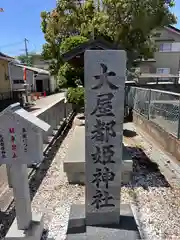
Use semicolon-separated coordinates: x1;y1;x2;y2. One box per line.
60;35;88;53
41;0;176;75
40;1;95;75
103;0;176;65
57;35;87;88
17;53;33;66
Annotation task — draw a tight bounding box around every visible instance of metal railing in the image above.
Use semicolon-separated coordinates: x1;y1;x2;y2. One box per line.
125;86;180;138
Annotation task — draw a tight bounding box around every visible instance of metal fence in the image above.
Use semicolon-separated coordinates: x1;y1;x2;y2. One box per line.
125;86;180;138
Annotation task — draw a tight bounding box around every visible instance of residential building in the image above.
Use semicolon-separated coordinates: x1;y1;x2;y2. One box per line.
139;25;180;83
31;54;57;92
31;53;50;70
9;63;34;92
9;63;51;93
0;52;14;99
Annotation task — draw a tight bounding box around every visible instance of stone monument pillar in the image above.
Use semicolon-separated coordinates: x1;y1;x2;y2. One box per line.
66;50;140;239
85;50;125;226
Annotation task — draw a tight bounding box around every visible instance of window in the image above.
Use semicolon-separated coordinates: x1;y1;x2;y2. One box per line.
171;42;180;52
156;68;170;74
155;32;161;37
13;80;25;84
159;43;172;52
156;68;170;81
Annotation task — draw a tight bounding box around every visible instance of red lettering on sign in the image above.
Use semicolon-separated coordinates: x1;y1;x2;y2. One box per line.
12;152;17;158
12;144;16;151
9;128;15;134
9;128;17;159
11;136;15;142
22;128;27;133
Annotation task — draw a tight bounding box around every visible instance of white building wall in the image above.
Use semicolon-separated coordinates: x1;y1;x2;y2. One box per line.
50;76;57;92
9;64;34;91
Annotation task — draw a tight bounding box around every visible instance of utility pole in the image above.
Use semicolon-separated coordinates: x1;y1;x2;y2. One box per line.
24;38;29;59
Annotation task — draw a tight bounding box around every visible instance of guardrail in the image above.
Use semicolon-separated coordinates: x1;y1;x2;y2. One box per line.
125;86;180;138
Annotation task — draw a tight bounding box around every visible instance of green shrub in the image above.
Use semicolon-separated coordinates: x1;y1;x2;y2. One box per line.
66;87;84;107
54;87;59;93
58;63;83;88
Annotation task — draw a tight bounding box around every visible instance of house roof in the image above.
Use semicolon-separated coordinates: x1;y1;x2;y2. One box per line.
62;38;120;62
13;63;50;75
167;25;180;34
165;25;180;36
0;52;14;61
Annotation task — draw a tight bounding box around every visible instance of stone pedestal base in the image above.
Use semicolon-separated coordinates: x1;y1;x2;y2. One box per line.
66;204;141;240
5;213;44;240
64;126;133;185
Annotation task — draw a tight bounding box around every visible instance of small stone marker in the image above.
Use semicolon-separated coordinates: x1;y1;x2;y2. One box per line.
0;103;50;164
85;50;126;226
66;50;140;239
0;103;51;240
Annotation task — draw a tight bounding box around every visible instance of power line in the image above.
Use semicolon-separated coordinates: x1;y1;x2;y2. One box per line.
0;41;24;49
0;39;39;57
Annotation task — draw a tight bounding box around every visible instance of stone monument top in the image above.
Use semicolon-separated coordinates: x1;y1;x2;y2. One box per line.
0;103;50;164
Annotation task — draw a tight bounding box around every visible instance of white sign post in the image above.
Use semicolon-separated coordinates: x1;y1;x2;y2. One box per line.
0;103;50;240
10;164;32;230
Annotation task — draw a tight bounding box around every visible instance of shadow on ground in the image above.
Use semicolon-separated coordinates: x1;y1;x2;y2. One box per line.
0;118;74;239
27;107;41;112
0;99;16;112
41;229;55;240
123;146;170;189
123;129;137;138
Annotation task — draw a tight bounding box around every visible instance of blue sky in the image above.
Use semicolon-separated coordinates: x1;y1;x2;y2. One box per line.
0;0;56;56
172;0;180;28
0;0;179;57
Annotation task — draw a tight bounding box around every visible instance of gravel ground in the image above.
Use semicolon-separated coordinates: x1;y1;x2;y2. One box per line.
31;125;85;240
123;123;180;240
17;121;180;240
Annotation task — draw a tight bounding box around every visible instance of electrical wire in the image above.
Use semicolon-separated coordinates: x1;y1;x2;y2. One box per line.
0;41;24;49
